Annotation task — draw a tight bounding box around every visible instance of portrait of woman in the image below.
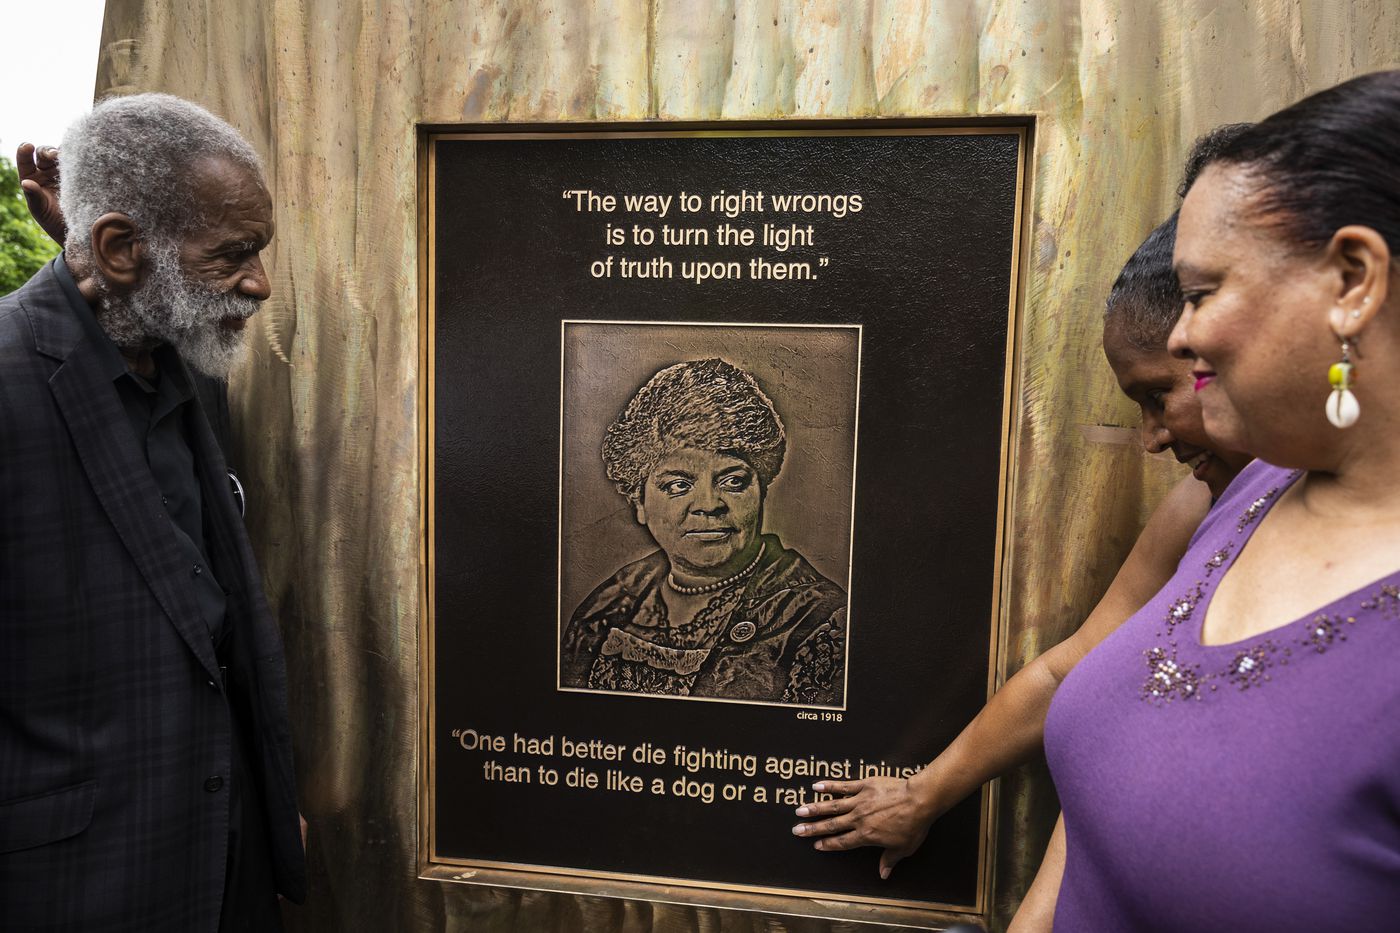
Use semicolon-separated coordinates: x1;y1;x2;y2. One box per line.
559;357;849;706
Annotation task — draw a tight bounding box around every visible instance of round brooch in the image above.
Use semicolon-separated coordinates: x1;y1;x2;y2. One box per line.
728;621;757;643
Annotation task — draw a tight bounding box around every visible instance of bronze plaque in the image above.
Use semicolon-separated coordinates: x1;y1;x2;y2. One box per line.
421;124;1027;926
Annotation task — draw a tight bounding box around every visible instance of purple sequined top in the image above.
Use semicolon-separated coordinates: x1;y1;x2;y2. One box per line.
1045;460;1400;931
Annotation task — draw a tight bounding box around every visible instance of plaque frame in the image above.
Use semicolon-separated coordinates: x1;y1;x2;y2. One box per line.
417;120;1034;929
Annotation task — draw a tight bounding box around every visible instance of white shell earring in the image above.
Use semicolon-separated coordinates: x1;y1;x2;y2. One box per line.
1326;340;1359;429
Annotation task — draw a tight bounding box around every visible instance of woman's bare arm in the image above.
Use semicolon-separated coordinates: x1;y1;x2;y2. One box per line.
1006;816;1066;933
792;474;1211;877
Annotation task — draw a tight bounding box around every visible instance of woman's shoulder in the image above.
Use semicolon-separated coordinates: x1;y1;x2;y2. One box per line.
1186;459;1293;550
568;551;667;624
753;535;847;602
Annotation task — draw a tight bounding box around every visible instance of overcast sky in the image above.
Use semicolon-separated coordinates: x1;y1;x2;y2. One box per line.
0;0;107;158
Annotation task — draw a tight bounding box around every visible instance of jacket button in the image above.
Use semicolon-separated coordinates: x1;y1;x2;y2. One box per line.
192;564;203;577
204;776;224;793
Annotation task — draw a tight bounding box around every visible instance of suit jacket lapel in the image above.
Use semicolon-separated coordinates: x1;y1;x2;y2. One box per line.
41;304;223;682
185;375;258;619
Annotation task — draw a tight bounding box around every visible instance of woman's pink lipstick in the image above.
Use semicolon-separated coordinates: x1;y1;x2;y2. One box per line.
1194;371;1216;392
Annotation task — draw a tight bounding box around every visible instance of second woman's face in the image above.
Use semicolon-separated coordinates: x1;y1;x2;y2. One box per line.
637;447;763;580
1103;320;1249;498
1170;164;1341;466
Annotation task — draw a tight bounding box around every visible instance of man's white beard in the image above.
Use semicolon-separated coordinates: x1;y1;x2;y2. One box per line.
99;240;259;377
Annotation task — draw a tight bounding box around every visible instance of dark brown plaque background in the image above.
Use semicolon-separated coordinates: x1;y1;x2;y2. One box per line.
424;125;1024;919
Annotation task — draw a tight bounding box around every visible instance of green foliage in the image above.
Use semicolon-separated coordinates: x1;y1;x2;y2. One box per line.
0;155;61;296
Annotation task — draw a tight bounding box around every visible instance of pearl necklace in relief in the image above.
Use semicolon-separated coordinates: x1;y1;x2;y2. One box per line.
667;543;766;596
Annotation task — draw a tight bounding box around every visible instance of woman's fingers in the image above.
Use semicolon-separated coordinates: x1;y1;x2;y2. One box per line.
792;812;857;838
809;827;869;851
878;847;909;879
795;776;931;869
794;777;925;850
792;781;867;836
793;794;856;819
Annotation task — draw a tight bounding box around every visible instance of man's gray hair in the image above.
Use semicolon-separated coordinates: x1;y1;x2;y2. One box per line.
60;93;263;260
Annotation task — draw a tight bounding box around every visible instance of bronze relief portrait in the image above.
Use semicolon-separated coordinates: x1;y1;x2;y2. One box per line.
557;323;860;708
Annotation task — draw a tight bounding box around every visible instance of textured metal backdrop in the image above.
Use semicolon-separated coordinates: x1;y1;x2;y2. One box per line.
91;2;1400;930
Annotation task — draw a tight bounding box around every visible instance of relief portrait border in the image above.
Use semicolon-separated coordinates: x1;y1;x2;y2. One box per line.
417;120;1034;929
555;319;862;712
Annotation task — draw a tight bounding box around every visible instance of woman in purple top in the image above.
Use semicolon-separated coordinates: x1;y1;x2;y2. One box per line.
1045;70;1400;930
792;127;1254;931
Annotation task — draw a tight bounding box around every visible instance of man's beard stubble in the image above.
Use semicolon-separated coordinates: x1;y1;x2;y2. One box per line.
98;240;259;378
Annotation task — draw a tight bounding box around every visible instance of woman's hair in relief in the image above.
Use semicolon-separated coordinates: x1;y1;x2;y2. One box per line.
603;358;786;506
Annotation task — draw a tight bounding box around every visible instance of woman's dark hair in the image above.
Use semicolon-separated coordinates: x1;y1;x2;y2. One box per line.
1104;214;1181;351
1183;70;1400;255
1178;123;1254;198
1106;123;1259;351
603;358;786;506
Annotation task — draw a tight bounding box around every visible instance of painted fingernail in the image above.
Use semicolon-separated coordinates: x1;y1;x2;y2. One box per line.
795;806;810;817
880;867;891;880
813;783;825;792
813;840;824;851
792;824;806;836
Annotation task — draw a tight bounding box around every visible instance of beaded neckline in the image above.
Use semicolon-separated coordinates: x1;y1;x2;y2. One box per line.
1140;470;1400;704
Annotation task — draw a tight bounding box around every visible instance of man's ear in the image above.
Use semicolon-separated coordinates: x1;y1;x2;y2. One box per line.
88;212;145;292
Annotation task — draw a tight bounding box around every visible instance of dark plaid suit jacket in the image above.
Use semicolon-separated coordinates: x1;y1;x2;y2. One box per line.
0;263;306;930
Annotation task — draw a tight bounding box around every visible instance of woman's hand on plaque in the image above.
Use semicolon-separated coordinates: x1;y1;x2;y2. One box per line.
791;776;937;878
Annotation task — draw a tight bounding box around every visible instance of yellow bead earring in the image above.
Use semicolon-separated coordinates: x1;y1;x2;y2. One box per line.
1326;339;1359;429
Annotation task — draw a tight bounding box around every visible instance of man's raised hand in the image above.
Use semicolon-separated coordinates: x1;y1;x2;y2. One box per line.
16;143;66;244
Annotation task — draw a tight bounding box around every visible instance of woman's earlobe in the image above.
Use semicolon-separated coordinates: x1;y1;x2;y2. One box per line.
1328;305;1354;340
634;502;647;525
1329;225;1390;334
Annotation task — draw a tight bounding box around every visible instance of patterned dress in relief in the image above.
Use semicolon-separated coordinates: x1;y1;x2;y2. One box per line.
561;534;847;706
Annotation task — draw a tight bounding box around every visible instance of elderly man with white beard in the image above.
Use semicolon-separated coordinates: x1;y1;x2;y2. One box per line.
0;95;305;931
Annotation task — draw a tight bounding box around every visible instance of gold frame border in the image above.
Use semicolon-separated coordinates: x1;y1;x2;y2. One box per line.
418;120;1033;929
